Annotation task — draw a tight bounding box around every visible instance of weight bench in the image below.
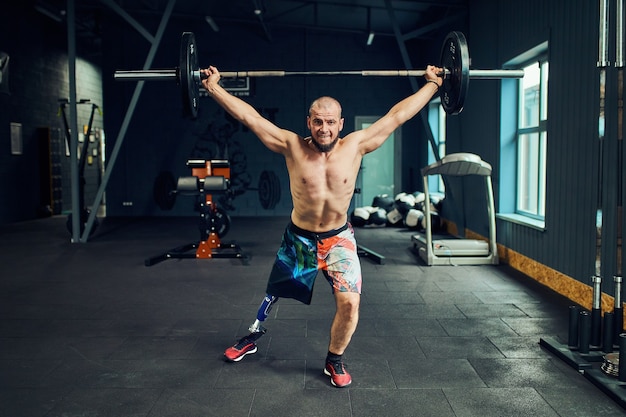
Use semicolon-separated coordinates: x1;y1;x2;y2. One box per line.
145;159;245;266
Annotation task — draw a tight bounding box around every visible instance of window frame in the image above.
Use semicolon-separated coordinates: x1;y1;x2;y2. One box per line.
515;57;549;220
498;41;549;230
427;98;446;193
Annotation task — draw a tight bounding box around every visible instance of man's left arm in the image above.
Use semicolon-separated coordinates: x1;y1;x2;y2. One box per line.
354;65;443;154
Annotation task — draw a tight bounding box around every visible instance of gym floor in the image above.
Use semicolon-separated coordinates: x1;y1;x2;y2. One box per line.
0;215;623;416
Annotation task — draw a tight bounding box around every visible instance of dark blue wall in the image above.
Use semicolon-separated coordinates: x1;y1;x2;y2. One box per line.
0;2;104;225
460;0;623;294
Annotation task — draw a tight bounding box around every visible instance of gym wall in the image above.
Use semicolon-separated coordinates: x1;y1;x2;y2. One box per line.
0;3;104;226
465;0;621;297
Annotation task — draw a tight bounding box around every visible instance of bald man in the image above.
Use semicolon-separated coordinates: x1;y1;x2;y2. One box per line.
202;65;442;387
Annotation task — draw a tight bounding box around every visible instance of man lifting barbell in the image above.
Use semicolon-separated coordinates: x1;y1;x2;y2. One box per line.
113;30;524;387
202;64;443;388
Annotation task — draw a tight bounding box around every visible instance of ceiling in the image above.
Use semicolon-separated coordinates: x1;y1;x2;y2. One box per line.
34;0;469;52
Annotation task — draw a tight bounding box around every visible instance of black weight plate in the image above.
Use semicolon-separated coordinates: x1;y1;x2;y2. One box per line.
258;170;281;210
258;171;271;209
269;170;281;209
180;32;199;119
439;31;470;115
153;170;177;210
214;206;231;238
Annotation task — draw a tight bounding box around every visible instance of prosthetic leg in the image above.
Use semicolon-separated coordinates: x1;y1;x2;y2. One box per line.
224;295;278;362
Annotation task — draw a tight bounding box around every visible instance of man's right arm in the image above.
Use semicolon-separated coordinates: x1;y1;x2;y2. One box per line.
201;66;291;154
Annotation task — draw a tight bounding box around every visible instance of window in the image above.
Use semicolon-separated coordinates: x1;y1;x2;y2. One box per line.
516;59;549;219
499;41;549;229
427;99;446;192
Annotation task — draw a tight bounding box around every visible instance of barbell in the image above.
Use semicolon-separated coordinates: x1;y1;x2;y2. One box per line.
114;31;524;117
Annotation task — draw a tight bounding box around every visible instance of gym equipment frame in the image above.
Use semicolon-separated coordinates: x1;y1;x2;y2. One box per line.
412;153;499;266
58;98;102;235
145;159;245;266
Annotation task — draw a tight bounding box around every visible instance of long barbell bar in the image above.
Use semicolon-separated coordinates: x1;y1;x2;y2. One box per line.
114;68;525;81
114;31;524;117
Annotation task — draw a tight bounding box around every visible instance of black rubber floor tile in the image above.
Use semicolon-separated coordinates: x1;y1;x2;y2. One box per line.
65;336;130;360
365;303;466;320
455;303;528;318
481;277;531;291
501;317;567;337
251;387;351;417
304;317;335;339
41;358;222;389
473;290;541;304
93;301;231;322
166;317;243;337
469;358;584;388
0;359;61;388
444;387;560;417
515;302;571;319
416;336;504;359
537;386;626;416
348;317;376;339
373;318;447;337
45;387;162;417
435;280;495;292
216;359;306;389
1;302;103;320
361;290;426;304
489;336;556;359
107;336;198;360
348;336;424;361
419;291;483;305
97;318;180;338
437;318;519;337
264;336;327;360
0;387;71;417
384;280;442;293
0;318;54;338
388;358;486;389
349;388;456;417
342;357;396;389
0;337;73;360
147;388;256;417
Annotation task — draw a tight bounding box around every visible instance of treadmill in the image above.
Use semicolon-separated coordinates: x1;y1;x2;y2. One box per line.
412;152;499;266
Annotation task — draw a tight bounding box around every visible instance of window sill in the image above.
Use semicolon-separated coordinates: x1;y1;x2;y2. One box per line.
497;213;545;231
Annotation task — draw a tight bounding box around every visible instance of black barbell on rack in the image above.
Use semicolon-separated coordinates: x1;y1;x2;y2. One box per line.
114;31;524;118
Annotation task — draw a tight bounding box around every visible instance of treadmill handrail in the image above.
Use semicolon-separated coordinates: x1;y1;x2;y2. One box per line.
421;152;492;177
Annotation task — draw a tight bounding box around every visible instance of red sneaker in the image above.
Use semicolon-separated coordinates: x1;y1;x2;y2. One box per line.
224;337;258;362
324;361;352;387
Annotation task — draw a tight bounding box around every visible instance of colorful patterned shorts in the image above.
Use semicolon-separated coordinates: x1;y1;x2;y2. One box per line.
266;222;362;304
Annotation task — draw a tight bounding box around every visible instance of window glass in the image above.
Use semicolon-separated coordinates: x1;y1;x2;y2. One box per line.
516;58;548;219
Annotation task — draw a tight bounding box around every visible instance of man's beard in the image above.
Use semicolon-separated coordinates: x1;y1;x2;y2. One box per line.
312;136;339;152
